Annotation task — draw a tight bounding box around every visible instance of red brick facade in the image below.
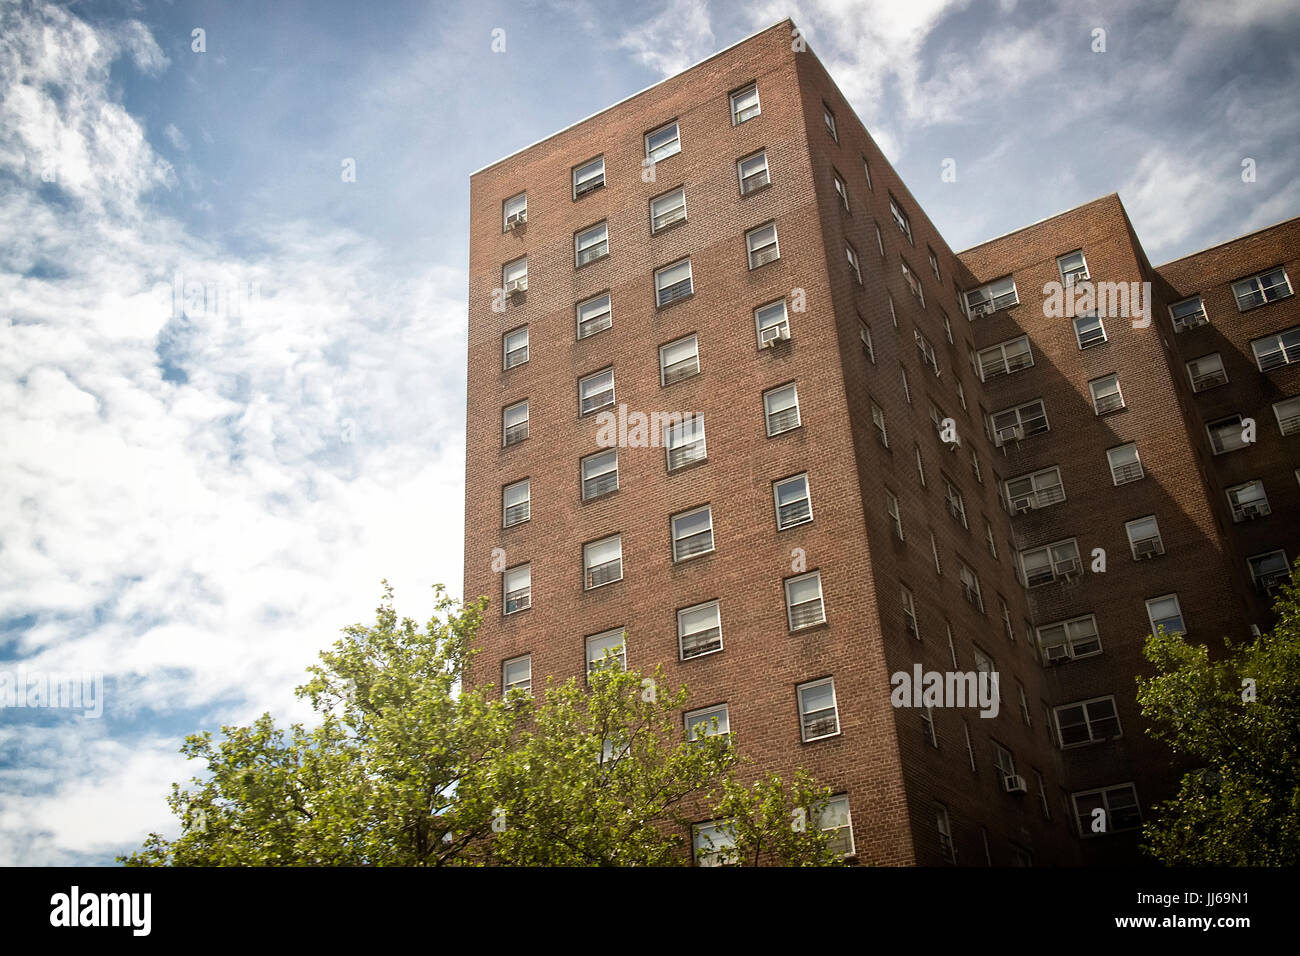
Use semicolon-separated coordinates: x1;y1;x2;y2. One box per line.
464;19;1298;866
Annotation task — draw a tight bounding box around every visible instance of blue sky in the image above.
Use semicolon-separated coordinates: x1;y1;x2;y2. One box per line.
1;0;1297;865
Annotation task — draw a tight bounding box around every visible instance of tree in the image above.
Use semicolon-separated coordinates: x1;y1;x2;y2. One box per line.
1136;559;1300;865
122;585;845;866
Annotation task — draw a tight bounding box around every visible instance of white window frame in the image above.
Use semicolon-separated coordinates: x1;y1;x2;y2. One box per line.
581;448;618;500
964;276;1017;316
678;600;722;660
763;383;801;436
502;192;527;231
1145;594;1185;636
1232;266;1292;311
649;187;687;233
746;222;780;269
1125;515;1164;559
1169;295;1207;332
503;564;531;615
1207;414;1248;455
1056;249;1089;284
1248;549;1290;594
585;628;626;676
797;677;840;742
886;491;903;541
1073;311;1108;349
1036;614;1102;662
671;504;715;563
645;120;681;163
846;243;862;284
572;155;605;199
1272;396;1300;436
693;820;737;866
664;414;706;471
502;654;532;694
902;261;925;305
655;257;694;306
785;570;826;630
1250;327;1300;372
583;534;623;590
502;478;530;528
1004;466;1064;513
889;196;913;245
823;103;837;141
937;805;956;863
503;256;528;295
575;221;609;266
1054;696;1121;748
815;795;855;857
730;82;760;124
502;399;529;447
659;334;700;385
755;300;789;346
1226;479;1270;522
578;367;615;417
1089;374;1125;415
685;703;730;741
977;335;1033;380
902;584;919;637
1019;538;1082;587
503;326;529;370
872;403;888;447
1107;443;1143;485
991;399;1049;444
1073;784;1140;837
1186;352;1227;392
737;150;770;194
958;561;983;612
576;292;612;339
929;248;941;282
773;473;813;530
833;170;849;211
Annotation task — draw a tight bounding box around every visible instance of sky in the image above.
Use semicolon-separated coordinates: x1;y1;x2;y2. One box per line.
1;0;1297;866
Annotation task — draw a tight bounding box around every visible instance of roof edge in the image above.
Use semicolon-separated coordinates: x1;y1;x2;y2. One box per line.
1154;215;1300;269
956;193;1120;255
469;18;794;178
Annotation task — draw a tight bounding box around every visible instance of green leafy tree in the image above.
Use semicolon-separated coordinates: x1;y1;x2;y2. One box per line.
1136;560;1300;865
122;587;844;866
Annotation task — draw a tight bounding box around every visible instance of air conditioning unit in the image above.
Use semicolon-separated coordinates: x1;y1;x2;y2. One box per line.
505;277;527;296
1014;500;1033;515
1002;775;1027;794
1068;271;1089;284
994;426;1024;448
506;211;527;229
1134;538;1162;559
972;304;992;318
1239;502;1267;520
759;325;788;348
1044;644;1071;663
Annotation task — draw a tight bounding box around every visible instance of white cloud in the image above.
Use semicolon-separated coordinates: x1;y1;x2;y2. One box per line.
618;0;718;76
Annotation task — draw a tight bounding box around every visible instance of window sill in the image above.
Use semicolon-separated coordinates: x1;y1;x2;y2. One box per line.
789;620;830;635
740;181;773;199
575;252;610;271
656;291;695;312
651;218;689;238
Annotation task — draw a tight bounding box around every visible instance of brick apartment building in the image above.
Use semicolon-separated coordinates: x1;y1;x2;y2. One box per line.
463;19;1298;866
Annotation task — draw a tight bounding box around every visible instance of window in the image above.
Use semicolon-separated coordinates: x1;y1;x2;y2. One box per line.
921;706;937;747
1055;697;1121;747
1000;600;1015;641
502;654;531;694
1073;784;1140;837
846;243;862;284
503;256;528;296
1017;683;1031;724
860;321;874;361
1056;250;1089;284
746;222;780;269
970;449;983;484
581;449;618;500
902;585;919;637
964;276;1018;316
900;365;911;404
1145;594;1185;635
785;571;825;630
664;414;706;470
578;367;615;416
685;703;729;740
645;120;680;162
978;335;1033;380
815;795;855;857
1089;374;1125;415
1207;415;1248;455
993;742;1017;785
902;261;924;304
764;383;800;436
573;155;605;198
915;444;926;486
874;221;885;257
1034;771;1051;819
1227;479;1270;521
660;334;700;385
889;196;913;244
503;192;527;230
586;628;626;675
650;187;687;232
730;82;760;124
1273;396;1300;435
756;300;790;346
655;258;693;306
941;309;953;344
576;292;612;339
888;295;898;327
958;561;983;612
823;104;837;141
937;805;956;863
584;534;623;589
671;505;715;562
862;157;873;189
1020;538;1082;587
502;479;530;528
678;600;722;659
503;326;528;369
1232;266;1292;310
798;678;840;741
1037;614;1101;662
942;475;967;528
946;623;958;668
502;400;529;446
915;330;938;373
955;381;967;411
693;820;737;866
737;150;769;194
886;491;903;540
872;403;888;447
1186;353;1227;392
833;171;849;211
929;248;941;281
930;532;942;575
1073;311;1107;349
986;522;999;559
1125;515;1164;559
774;473;812;529
991;399;1048;444
1107;443;1143;485
503;564;531;615
1170;295;1207;332
1249;550;1290;594
575;221;608;266
1250;327;1300;371
1005;466;1064;513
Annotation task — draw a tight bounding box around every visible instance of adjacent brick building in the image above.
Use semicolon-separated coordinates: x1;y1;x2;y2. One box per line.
463;19;1298;866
